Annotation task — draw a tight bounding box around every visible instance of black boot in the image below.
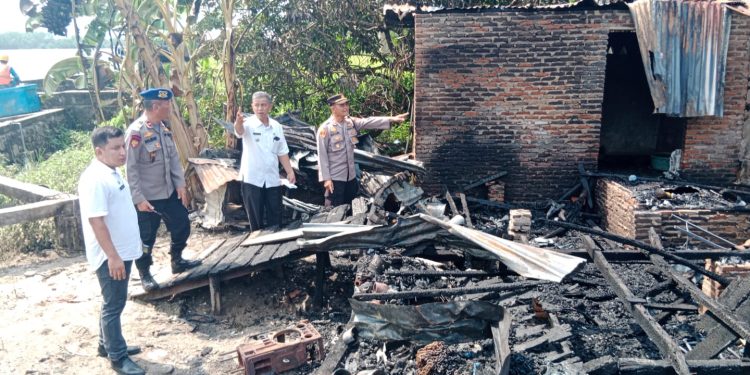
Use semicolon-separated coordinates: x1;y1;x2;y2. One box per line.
137;268;159;292
135;249;158;292
171;249;201;274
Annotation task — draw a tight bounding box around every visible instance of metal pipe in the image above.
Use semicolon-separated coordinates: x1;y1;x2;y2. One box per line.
673;226;729;250
670;214;737;248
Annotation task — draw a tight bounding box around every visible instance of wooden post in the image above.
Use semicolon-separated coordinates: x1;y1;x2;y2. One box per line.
209;276;222;315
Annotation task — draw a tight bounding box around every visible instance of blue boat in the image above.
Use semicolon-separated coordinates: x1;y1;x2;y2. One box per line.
0;84;42;118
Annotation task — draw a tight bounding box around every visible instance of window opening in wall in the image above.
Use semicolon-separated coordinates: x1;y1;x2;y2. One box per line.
598;31;686;174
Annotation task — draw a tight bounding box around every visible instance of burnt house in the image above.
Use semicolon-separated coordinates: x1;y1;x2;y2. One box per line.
387;0;750;203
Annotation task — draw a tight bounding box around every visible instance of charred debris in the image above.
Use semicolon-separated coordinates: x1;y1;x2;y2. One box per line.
195;114;750;375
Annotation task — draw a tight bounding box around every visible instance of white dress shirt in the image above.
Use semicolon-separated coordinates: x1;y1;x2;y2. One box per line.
78;158;143;270
236;115;289;188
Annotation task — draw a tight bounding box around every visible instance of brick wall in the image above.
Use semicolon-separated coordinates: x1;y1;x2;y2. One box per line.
681;16;750;184
596;179;750;248
596;178;637;239
415;9;633;201
415;10;750;201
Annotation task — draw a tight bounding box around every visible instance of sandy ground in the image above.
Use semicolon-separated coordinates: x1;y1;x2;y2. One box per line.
0;230;354;375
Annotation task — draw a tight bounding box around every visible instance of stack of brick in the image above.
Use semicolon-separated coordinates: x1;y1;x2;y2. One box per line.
508;209;532;239
699;259;750;314
486;181;505;203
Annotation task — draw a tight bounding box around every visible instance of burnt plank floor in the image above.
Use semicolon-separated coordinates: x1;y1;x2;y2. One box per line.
129;207;348;303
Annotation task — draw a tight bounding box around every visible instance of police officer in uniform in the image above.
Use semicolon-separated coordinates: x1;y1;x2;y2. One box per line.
316;94;408;207
125;88;200;291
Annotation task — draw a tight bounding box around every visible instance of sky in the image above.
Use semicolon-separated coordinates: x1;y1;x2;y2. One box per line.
0;5;29;33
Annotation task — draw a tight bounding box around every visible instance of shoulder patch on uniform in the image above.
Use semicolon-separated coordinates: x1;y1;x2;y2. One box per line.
129;134;141;148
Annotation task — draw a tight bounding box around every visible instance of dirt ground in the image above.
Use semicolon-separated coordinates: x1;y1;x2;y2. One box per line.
0;229;355;375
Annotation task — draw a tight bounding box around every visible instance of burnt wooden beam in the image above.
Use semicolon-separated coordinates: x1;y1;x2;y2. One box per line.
626;298;698;312
491;311;512;375
551;248;750;261
578;163;594;208
513;324;572;352
457;195;514;210
351;281;546;301
581;235;691;375
459;193;474;228
618;358;750;374
647;228;750;358
444;190;460;217
313;314;354;375
544;220;731;286
557;182;582;203
461;171;507;192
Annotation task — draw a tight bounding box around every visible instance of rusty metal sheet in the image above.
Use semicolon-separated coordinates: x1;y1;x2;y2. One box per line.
419;215;586;282
188;158;238;194
628;0;734;117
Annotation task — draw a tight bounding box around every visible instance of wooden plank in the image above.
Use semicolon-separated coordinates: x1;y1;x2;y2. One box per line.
249;243;282;267
647;228;750;360
461;171;507;192
273;240;301;260
135;250;311;301
313;314;354;375
225;243;264;271
581;235;691;375
552;249;750;261
458;193;474;228
130;238;226;298
0;175;66;202
513;325;572;352
445;190;460;217
208;244;253;275
578;163;593;208
618;358;750;375
491;312;512;375
0;198;78;227
178;235;245;283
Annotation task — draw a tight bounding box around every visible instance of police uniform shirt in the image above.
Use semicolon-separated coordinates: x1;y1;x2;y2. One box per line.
78;158;143;270
125;115;186;204
236;115;289;188
316;116;390;182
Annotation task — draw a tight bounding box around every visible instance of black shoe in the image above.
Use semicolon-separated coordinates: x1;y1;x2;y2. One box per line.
171;258;201;274
97;344;141;358
111;356;145;375
138;271;159;292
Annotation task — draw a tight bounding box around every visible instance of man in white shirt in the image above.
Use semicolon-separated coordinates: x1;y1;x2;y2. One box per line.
78;126;145;375
233;91;295;231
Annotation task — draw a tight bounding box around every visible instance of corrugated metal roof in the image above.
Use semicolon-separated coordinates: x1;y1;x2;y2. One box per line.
628;0;734;117
188;158;238;194
384;0;625;15
384;0;628;26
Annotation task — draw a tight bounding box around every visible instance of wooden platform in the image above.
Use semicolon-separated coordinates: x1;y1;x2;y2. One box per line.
130;205;349;313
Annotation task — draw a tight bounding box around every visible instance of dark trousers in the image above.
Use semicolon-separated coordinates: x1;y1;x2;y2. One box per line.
241;182;282;231
135;190;190;271
327;179;359;207
97;260;133;361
